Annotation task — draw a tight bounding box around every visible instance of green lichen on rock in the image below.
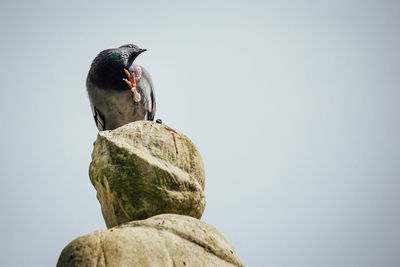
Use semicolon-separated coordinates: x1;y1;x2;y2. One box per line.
89;121;206;228
57;214;244;267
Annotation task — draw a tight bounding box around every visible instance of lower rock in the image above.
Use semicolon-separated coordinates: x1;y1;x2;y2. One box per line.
57;214;244;267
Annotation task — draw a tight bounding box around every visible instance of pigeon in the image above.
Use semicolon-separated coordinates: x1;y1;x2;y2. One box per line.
86;44;155;131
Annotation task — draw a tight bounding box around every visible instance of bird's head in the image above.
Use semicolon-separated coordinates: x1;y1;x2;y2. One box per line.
88;44;147;89
118;44;147;66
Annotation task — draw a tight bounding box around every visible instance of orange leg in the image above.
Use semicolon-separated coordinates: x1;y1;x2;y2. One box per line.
123;68;141;102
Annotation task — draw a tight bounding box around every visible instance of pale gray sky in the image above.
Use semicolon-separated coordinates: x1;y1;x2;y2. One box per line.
1;0;400;266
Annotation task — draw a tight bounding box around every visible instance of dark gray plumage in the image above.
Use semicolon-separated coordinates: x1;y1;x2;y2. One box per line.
86;44;155;131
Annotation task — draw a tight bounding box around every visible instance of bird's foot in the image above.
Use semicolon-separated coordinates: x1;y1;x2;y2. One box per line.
123;68;141;102
156;119;163;124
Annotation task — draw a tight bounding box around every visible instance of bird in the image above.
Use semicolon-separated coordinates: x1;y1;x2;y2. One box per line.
86;44;156;131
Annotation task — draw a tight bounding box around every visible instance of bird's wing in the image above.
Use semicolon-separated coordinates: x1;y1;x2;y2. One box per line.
130;64;156;121
142;66;156;121
148;88;156;121
90;102;105;131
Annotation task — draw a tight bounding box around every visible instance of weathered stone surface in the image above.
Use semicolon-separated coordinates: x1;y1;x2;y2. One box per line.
89;121;206;228
57;214;244;267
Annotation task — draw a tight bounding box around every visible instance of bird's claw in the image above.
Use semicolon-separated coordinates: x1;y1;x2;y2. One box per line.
123;68;141;102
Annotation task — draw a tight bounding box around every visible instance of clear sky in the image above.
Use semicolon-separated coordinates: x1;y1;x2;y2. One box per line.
0;0;399;266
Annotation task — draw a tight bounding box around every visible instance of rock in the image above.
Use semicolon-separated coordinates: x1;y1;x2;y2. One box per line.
89;121;206;228
57;214;244;267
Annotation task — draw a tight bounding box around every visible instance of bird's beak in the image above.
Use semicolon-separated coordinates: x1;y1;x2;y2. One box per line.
138;48;147;54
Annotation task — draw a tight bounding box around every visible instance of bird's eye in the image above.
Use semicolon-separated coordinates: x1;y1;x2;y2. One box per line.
128;45;133;48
